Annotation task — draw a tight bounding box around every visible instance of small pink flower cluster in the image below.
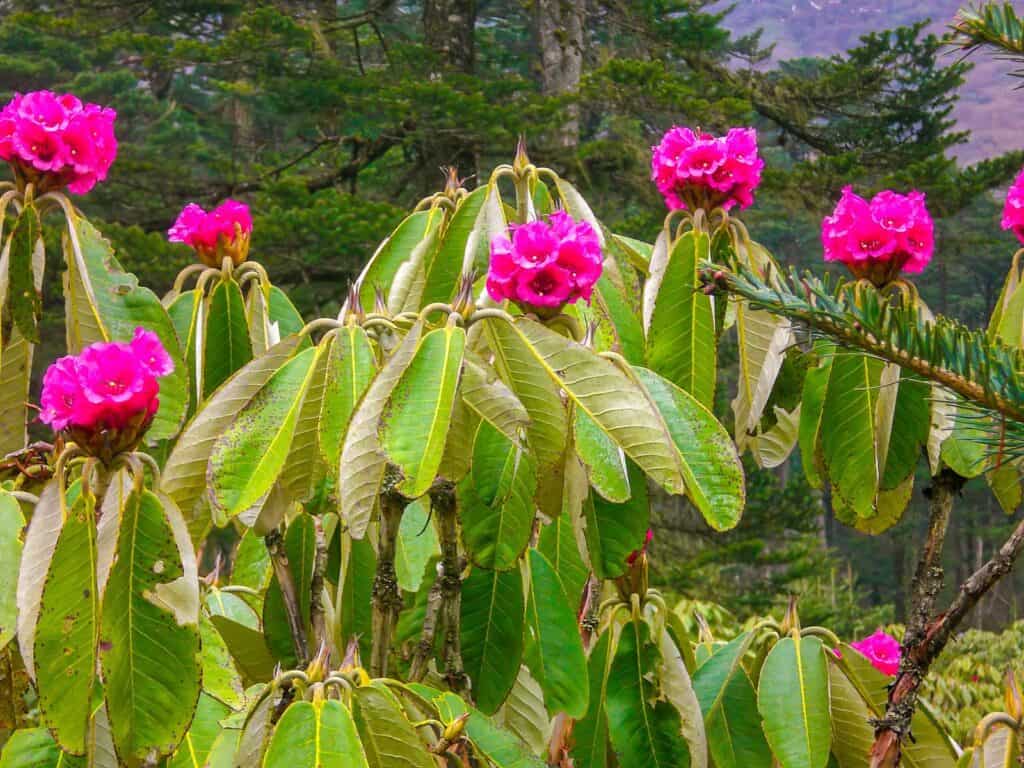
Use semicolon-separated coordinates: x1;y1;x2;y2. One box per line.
40;328;173;435
0;90;117;194
849;629;901;676
486;211;602;314
1002;168;1024;245
651;127;764;211
168;199;253;266
822;186;934;285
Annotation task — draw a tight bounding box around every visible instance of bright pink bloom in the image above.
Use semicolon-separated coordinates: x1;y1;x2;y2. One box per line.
849;630;901;676
1002;168;1024;245
39;328;172;441
168;199;253;266
0;91;116;194
651;126;764;211
822;186;934;284
485;211;603;315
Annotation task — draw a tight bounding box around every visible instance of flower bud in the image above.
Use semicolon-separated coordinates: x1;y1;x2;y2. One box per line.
168;199;253;267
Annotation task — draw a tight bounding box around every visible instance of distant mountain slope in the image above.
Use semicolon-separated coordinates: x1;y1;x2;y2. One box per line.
711;0;1024;163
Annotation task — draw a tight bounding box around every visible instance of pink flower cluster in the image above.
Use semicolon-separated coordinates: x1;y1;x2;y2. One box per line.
40;328;173;434
0;90;116;194
1002;168;1024;245
849;630;901;676
822;187;934;284
486;211;602;314
168;199;253;266
651;127;764;211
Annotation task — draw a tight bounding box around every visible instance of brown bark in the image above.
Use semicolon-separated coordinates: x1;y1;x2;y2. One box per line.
370;492;406;678
423;0;476;72
265;529;310;668
534;0;585;150
432;482;468;692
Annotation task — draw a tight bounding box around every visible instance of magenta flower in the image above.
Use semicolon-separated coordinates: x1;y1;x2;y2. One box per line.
168;199;253;267
822;186;934;286
849;630;901;677
1002;168;1024;245
39;329;172;460
651;126;764;212
0;90;116;195
626;529;654;565
485;211;603;317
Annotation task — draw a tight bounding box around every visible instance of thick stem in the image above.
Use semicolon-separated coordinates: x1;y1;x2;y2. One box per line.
265;529;310;668
310;517;330;658
409;564;444;682
370;491;405;678
433;482;468;693
870;469;963;767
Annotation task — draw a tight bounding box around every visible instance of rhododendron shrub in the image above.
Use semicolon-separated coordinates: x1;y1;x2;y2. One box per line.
168;198;253;267
485;210;602;316
651;126;763;211
822;185;934;285
0;90;116;194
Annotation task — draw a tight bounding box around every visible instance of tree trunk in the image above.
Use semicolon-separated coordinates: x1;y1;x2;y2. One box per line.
423;0;476;72
534;0;585;151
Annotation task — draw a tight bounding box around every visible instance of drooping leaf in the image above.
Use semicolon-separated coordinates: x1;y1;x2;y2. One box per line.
166;289;203;413
380;324;466;498
34;489;98;755
163;335;303;520
263;699;369;768
460;567;525;715
339;320;425;539
658;629;708;768
208;616;277;684
352;683;434;768
394;499;439;593
319;325;377;471
634;367;744;531
524;549;588;718
100;489;201;763
645;230;716;409
571;627;616;768
536;511;589;608
199;616;245;710
799;347;833;489
574;408;630;503
733;306;792;450
0;492;25;649
459;422;537;571
280;337;334;503
460;356;530;446
605;619;691;768
756;636;831;768
494;666;551;757
584;460;649;579
231;529;272;593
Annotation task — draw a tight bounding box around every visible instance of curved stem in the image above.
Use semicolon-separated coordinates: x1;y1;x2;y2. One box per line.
170;264;211;295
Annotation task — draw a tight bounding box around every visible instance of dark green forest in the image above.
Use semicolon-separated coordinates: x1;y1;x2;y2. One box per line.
6;0;1023;634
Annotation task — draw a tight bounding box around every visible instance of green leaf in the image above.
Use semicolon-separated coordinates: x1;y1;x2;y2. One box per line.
280;337;335;503
572;627;616;768
62;214;189;441
204;728;240;768
693;632;770;768
879;372;931;490
0;326;33;457
525;549;588;718
460;356;530;447
231;529;272;593
352;684;434;768
756;636;831;768
268;285;306;341
246;283;272;356
494;666;550;758
733;306;792;450
7;203;41;343
658;629;708;768
585;460;649;579
644;231;716;409
0;728;84;768
263;514;316;667
163;335;302;519
236;689;276;767
199;616;245;710
634;367;744;531
605;619;691;768
263;699;369;768
490;318;686;497
799;348;833;489
208;615;278;684
459;422;537;571
574;408;630;503
100;489;201;763
357;209;438;310
34;489;97;755
461;567;525;715
203;277;254;397
0;492;25;649
167;289;203;413
319;325;377;471
206;589;259;630
593;274;645;366
380;324;466;498
339;537;376;664
537;512;588;607
209;346;320;520
165;693;230;768
395;499;439;593
340;320;425;538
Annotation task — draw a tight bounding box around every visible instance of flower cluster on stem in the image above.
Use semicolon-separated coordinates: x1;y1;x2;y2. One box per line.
651;127;763;212
168;199;253;267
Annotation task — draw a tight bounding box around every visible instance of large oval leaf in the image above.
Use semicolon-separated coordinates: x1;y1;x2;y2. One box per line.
756;636;831;768
380;324;466;498
0;327;34;457
459;422;537;571
100;489;201;763
203;277;253;397
263;699;368;768
572;627;616;768
395;499;439;593
319;325;377;470
524;549;588;718
352;684;434;768
733;306;793;450
460;355;530;447
0;491;25;649
460;567;525;715
605;619;691;768
536;511;588;607
644;230;716;409
339;321;425;538
634;367;744;531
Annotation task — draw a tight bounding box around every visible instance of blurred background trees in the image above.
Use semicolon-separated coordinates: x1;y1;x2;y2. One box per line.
5;0;1023;634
